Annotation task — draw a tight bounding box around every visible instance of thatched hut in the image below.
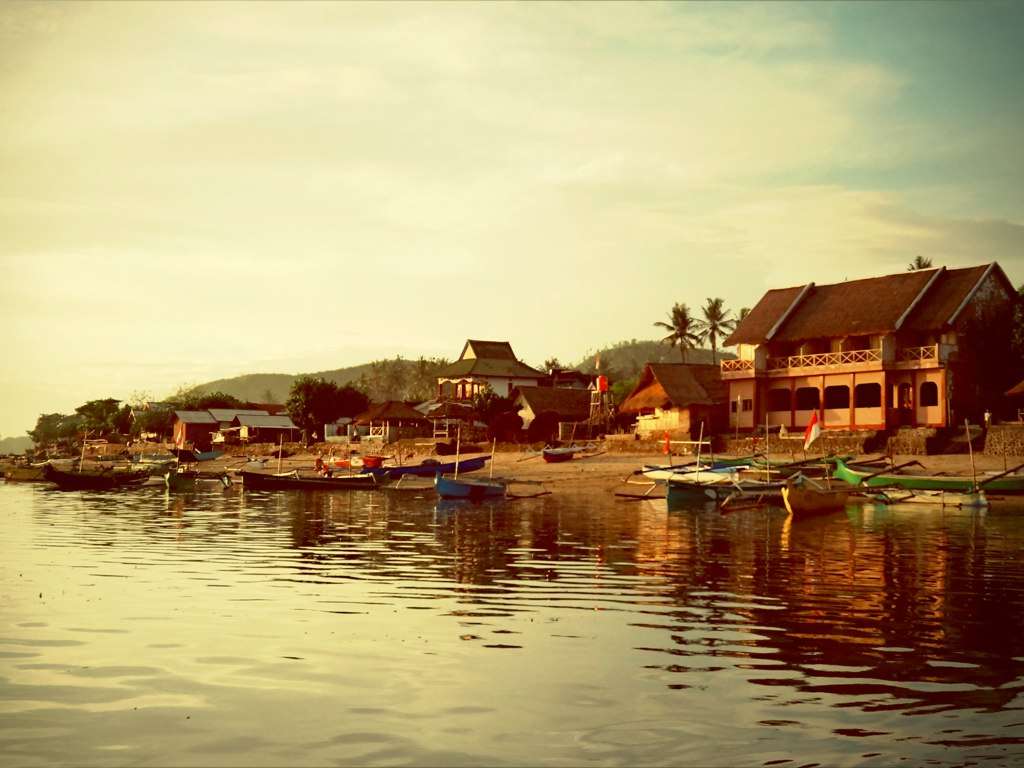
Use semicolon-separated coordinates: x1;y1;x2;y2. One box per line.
618;364;728;439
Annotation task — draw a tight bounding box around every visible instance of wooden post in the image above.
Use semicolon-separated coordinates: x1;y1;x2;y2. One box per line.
695;421;705;482
79;430;88;473
489;438;496;480
965;418;977;492
454;425;462;480
765;410;771;484
734;395;740;451
277;434;284;474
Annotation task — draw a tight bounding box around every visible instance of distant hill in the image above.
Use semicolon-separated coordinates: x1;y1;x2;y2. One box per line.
0;435;34;455
574;339;735;380
191;341;735;402
192;360;429;403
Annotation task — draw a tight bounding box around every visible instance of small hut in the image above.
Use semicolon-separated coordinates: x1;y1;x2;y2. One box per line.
354;401;429;444
415;399;480;439
1007;378;1024;422
232;413;299;444
618;364;728;440
173;411;219;450
512;386;592;442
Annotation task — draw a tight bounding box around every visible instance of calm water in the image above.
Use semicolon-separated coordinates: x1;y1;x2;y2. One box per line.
2;483;1024;767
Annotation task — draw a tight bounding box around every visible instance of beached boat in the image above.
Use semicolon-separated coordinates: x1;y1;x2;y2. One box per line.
831;458;1024;494
239;470;379;491
381;456;490;480
434;473;506;500
42;464;151;491
3;464;48;482
781;475;851;516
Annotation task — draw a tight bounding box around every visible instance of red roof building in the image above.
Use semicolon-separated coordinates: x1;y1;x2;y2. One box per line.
722;263;1017;432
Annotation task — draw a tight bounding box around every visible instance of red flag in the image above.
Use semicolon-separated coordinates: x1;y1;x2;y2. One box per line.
663;431;671;455
803;411;821;451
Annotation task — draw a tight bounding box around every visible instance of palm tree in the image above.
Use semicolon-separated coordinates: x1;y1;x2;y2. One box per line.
695;297;736;365
907;255;933;271
654;303;705;363
737;307;751;322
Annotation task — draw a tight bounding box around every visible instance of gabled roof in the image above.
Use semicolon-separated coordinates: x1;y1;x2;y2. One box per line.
726;263;1013;346
1007;378;1024;398
619;364;727;413
232;414;297;429
174;410;218;424
436;339;544;380
208;408;269;423
354;401;428;425
415;399;479;420
513;386;592;421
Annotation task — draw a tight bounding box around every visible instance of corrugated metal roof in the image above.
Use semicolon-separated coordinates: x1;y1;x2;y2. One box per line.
233;414;297;429
209;408;269;422
174;410;218;424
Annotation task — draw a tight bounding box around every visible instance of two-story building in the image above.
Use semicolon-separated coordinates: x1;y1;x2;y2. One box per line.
436;340;546;399
722;263;1017;432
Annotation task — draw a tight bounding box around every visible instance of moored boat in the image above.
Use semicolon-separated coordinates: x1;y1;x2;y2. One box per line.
832;458;1024;494
42;463;151;491
434;473;506;500
239;470;379;491
781;475;851;516
381;455;489;480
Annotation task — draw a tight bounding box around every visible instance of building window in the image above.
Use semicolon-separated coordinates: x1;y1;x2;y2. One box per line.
824;385;850;409
854;383;881;408
920;381;939;407
742;399;753;412
730;400;738;413
767;388;790;412
795;387;820;410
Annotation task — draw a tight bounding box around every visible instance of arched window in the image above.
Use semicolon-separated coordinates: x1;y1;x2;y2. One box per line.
767;388;790;412
824;385;850;409
795;387;820;410
854;383;881;408
920;381;939;407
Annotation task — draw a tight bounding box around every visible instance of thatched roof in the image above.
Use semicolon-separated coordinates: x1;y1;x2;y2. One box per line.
619;364;726;413
726;263;1013;346
1006;378;1024;398
436;339;545;379
513;386;591;421
354;401;428;425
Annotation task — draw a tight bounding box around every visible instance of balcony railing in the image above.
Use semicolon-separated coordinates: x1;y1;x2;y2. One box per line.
721;359;755;373
899;344;939;362
767;348;882;370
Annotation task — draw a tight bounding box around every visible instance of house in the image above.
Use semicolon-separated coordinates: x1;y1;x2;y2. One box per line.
722;263;1018;432
354;401;429;443
538;368;598;389
208;408;270;430
618;364;728;439
172;410;219;450
415;399;480;439
436;340;545;399
512;386;593;441
231;413;299;443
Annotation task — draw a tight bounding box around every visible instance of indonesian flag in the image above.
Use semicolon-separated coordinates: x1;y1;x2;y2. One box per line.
803;411;821;451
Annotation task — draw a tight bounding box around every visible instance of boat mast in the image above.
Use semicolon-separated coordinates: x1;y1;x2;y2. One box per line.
454;425;461;480
965;419;978;491
489;437;496;480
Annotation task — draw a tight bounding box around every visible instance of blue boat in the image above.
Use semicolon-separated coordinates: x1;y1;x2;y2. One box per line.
381;455;489;480
434;473;506;500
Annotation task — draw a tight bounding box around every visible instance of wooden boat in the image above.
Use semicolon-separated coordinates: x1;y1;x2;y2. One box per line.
832;458;1024;494
239;470;379;491
666;476;784;507
869;488;988;508
381;455;489;479
434;473;506;500
642;463;741;483
542;446;578;463
42;463;151;491
781;475;851;516
164;469;233;491
4;464;48;482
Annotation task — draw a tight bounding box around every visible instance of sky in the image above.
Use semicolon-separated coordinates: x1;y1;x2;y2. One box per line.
2;1;1023;437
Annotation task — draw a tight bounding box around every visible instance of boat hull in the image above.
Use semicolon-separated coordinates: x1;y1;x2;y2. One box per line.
240;471;379;491
833;459;1024;494
542;449;575;463
43;464;150;491
383;456;489;479
782;482;850;516
434;474;506;500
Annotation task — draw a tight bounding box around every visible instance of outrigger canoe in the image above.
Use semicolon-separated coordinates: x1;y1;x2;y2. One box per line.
379;456;489;480
832;458;1024;494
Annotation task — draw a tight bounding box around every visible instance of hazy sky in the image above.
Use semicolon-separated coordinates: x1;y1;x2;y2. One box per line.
2;1;1023;437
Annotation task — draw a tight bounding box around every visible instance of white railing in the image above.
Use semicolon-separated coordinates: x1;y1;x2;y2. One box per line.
720;359;755;373
899;345;939;362
767;348;882;370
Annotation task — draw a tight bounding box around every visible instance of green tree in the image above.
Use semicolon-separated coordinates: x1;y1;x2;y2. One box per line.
286;376;369;444
542;357;562;372
737;307;751;323
74;398;122;436
654;302;705;363
28;413;67;445
907;255;934;271
695;297;736;365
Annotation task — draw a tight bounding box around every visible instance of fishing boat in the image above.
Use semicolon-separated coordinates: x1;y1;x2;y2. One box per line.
42;463;151;491
781;475;851;516
666;475;783;506
831;458;1024;494
870;488;988;508
239;470;379;491
434;473;507;500
3;463;49;482
164;469;233;491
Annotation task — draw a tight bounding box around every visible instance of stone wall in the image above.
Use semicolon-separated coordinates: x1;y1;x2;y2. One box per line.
983;424;1024;457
